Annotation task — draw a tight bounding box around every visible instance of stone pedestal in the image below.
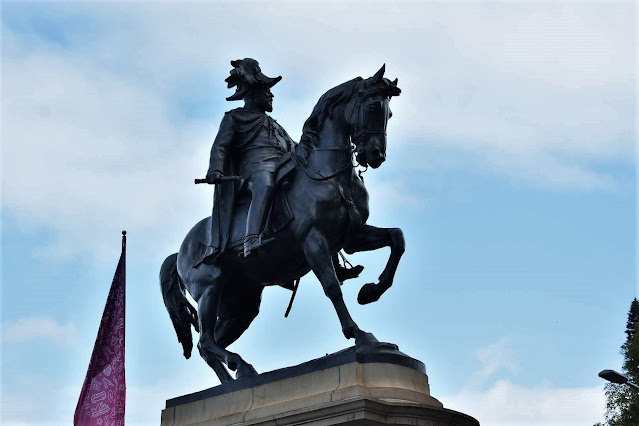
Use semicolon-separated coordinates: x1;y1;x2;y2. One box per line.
161;344;479;426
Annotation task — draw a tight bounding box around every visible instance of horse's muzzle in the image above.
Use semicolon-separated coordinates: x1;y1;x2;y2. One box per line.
368;149;386;169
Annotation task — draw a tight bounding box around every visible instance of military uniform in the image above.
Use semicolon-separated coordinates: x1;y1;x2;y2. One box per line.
208;107;294;181
203;106;294;263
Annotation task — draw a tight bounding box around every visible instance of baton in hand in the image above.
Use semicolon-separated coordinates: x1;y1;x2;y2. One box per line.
194;176;241;184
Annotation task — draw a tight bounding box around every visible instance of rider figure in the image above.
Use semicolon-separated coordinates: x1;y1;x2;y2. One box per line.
205;58;294;259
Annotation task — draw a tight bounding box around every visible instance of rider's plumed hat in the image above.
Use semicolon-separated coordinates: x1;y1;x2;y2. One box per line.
225;58;282;101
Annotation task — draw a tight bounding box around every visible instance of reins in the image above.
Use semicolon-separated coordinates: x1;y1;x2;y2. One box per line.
292;148;354;182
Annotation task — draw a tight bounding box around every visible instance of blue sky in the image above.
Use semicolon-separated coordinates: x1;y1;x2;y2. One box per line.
1;1;636;425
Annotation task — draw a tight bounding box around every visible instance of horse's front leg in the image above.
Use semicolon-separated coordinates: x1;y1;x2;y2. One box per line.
343;224;405;305
303;228;378;345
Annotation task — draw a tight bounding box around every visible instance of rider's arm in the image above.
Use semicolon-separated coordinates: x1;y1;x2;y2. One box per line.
207;113;235;179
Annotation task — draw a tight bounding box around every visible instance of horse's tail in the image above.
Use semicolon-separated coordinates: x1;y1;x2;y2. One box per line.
159;253;199;359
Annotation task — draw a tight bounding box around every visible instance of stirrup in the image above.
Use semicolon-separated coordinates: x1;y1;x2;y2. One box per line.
243;234;261;257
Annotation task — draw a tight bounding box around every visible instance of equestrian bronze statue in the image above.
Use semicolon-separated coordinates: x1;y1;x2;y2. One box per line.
160;59;402;383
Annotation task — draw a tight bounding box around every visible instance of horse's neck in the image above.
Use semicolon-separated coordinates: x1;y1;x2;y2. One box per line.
307;118;352;173
316;119;349;149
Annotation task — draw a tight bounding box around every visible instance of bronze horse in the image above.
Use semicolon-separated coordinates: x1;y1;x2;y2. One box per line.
160;65;403;383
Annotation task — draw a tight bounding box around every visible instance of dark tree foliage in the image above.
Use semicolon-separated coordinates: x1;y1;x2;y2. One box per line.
605;298;639;425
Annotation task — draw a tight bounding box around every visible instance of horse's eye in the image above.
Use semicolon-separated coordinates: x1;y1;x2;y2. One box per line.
367;103;380;111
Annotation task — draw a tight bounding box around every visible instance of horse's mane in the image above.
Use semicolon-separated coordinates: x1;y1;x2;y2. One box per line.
299;77;364;152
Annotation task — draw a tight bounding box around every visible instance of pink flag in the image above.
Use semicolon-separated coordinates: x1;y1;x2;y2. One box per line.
74;233;126;426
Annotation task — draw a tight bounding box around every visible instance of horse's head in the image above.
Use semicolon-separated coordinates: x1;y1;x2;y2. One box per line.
299;66;401;169
348;65;401;169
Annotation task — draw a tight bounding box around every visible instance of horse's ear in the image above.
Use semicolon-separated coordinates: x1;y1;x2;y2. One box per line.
388;77;401;98
372;64;385;83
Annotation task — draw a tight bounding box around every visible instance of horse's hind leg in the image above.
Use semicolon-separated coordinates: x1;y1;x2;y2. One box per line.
196;284;233;381
194;271;254;382
213;284;263;379
303;228;378;345
199;290;259;382
343;224;405;305
213;316;258;379
210;359;233;383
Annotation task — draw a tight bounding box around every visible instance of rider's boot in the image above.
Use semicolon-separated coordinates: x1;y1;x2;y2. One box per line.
332;253;364;283
336;264;364;282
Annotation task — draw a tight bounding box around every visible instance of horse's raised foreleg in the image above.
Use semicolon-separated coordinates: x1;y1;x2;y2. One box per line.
303;228;378;345
343;225;405;305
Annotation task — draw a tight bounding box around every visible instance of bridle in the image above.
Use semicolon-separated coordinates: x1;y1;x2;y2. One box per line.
294;89;390;182
346;91;389;179
347;91;389;148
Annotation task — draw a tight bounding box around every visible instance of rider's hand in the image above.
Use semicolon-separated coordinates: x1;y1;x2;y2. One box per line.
206;171;224;184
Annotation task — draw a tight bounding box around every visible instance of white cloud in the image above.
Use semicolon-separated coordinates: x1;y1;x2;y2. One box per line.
2;317;78;347
465;337;519;391
441;381;605;426
2;24;212;262
439;338;605;425
440;3;633;88
1;376;84;426
1;2;634;261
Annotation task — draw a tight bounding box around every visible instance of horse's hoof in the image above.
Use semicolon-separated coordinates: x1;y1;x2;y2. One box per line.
355;332;379;346
357;283;381;305
236;363;258;379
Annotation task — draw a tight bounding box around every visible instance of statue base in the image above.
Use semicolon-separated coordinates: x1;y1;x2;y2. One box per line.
161;343;479;425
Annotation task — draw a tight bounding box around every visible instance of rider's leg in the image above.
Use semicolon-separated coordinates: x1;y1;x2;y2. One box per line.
244;171;275;256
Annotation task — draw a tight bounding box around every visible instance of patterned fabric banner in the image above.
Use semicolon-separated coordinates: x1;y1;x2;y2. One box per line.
74;237;126;426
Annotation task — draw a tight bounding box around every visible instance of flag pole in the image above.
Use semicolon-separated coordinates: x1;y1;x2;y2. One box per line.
74;231;127;425
122;230;126;418
122;230;127;300
122;229;126;373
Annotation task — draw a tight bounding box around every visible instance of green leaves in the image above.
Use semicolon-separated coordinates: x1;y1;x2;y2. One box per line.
604;298;639;425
